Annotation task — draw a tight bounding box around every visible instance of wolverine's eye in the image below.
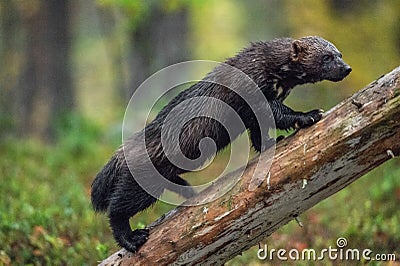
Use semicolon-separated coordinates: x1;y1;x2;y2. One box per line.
322;54;333;63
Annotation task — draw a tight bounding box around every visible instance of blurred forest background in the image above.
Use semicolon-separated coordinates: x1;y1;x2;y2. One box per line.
0;0;399;265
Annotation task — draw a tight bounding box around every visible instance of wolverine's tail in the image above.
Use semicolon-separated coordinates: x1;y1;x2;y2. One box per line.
91;154;120;212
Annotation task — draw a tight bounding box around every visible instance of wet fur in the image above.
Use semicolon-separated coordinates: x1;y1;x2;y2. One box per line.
91;36;351;252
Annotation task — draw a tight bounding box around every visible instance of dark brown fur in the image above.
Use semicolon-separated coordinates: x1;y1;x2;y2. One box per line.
91;36;351;252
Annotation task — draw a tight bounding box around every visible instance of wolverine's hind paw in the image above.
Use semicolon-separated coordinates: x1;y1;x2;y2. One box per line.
118;228;149;253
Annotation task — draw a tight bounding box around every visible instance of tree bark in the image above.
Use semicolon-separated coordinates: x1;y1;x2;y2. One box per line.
16;0;72;140
128;5;189;100
0;1;22;136
100;67;400;265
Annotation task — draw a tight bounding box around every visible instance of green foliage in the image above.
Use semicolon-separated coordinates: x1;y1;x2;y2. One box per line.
95;243;110;259
0;113;179;264
97;0;152;29
189;0;246;60
342;161;400;252
0;115;112;264
97;0;192;29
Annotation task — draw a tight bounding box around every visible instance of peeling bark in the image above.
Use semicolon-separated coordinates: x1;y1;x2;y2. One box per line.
99;67;400;265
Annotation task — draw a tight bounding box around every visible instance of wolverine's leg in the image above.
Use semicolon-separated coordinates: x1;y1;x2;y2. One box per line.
270;100;323;130
246;115;276;153
109;215;150;253
108;176;159;253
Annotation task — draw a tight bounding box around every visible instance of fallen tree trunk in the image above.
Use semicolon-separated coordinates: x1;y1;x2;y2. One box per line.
100;67;400;265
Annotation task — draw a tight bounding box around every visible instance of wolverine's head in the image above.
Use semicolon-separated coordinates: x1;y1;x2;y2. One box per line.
290;36;352;83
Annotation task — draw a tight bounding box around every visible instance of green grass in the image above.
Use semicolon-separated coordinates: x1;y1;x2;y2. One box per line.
0;115;399;265
0;115;113;265
0;114;176;265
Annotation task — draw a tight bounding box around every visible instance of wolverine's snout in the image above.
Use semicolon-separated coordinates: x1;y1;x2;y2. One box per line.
328;60;352;82
342;64;352;76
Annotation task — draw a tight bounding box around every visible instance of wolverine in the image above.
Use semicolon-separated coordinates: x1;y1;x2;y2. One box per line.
91;36;351;252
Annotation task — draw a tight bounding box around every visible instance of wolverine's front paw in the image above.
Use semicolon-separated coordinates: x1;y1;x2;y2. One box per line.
117;228;149;253
295;109;324;128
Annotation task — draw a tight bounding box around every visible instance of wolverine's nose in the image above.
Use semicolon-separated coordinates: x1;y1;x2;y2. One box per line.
343;65;352;76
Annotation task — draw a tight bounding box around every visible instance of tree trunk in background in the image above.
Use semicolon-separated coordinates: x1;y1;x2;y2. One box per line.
96;6;128;105
0;0;21;136
16;0;73;140
127;6;189;100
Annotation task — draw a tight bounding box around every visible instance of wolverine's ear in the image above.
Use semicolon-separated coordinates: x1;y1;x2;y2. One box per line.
291;40;306;62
